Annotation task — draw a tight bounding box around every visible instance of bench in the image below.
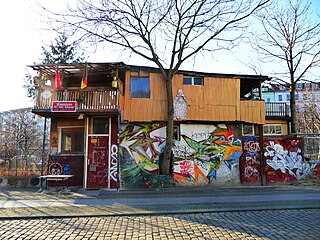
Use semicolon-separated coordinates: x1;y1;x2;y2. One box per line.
39;175;74;193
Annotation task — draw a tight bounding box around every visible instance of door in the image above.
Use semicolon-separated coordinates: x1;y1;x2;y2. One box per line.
86;117;118;189
87;135;109;188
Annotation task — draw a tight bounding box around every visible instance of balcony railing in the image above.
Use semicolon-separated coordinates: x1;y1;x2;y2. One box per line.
34;88;118;111
265;102;290;117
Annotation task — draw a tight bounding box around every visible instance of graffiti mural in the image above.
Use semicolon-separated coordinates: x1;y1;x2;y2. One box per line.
240;136;261;185
173;124;242;186
264;138;320;182
119;123;170;188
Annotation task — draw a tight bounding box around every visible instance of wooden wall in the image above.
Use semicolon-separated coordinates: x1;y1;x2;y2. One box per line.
123;71;265;124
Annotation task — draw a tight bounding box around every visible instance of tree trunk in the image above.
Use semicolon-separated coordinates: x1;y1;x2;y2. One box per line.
290;76;297;134
161;75;174;175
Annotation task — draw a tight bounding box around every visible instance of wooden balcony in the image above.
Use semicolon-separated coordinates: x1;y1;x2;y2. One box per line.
33;88;119;115
265;102;291;118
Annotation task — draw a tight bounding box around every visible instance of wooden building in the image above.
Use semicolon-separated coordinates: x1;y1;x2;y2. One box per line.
30;63;279;189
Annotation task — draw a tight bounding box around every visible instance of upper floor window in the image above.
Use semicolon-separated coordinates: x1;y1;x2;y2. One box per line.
278;95;282;101
266;98;271;102
304;83;311;89
296;83;303;89
183;76;204;86
286;94;290;101
130;71;150;98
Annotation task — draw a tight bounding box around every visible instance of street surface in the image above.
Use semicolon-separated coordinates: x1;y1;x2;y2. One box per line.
0;186;320;239
0;209;319;239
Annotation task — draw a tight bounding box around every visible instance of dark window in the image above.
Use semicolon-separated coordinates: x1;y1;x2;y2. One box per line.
278;95;282;101
93;117;109;134
286;94;290;101
183;76;204;86
183;77;192;85
61;128;84;153
130;76;150;98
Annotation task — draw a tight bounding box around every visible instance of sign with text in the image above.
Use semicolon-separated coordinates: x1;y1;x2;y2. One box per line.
52;101;77;112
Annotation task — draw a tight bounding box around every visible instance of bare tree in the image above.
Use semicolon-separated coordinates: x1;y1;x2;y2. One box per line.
296;86;320;133
253;0;320;133
40;0;270;174
0;108;47;173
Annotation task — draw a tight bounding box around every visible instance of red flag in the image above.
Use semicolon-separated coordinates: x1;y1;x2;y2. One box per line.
81;64;88;89
55;66;62;88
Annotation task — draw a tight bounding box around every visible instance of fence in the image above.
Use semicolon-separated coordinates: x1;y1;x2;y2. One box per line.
295;133;320;160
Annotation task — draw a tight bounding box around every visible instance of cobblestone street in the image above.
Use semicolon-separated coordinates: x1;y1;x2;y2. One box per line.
1;209;319;240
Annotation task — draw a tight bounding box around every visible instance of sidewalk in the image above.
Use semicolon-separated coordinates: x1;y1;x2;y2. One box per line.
0;185;320;219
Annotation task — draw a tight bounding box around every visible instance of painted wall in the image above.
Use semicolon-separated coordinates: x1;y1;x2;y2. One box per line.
173;124;242;186
240;136;262;185
119;123;169;188
264;138;320;183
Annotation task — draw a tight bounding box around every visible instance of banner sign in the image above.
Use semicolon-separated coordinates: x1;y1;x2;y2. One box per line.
52;101;77;112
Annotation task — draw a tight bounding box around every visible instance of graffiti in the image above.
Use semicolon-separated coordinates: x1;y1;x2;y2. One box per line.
48;163;62;175
174;89;188;120
240;137;261;184
119;123;168;188
264;138;320;182
172;143;195;159
173;124;242;186
243;141;260;152
110;144;118;182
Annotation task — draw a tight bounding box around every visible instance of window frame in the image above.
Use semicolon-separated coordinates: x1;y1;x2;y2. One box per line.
183;76;204;86
242;124;255;136
263;124;282;136
58;126;85;153
130;71;150;98
91;117;110;135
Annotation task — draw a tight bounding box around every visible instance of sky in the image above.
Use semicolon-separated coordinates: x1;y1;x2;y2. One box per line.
0;0;319;112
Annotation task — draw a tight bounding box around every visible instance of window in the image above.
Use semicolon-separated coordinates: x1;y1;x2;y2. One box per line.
263;124;282;136
173;125;180;141
266;98;271;102
295;94;299;100
92;117;109;134
278;95;282;101
242;124;254;136
130;71;150;98
286;94;290;101
183;76;204;86
296;83;303;89
60;127;84;153
304;83;310;89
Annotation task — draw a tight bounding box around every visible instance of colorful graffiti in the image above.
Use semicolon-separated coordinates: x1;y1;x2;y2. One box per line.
173;124;242;186
264;138;320;182
240;136;261;185
119;123;171;188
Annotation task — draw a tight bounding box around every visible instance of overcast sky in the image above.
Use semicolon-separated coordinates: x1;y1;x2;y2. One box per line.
0;0;319;112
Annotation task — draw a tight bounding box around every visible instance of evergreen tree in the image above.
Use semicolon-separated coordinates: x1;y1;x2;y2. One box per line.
24;33;86;98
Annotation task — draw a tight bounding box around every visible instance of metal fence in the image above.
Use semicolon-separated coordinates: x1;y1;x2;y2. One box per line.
295;133;320;160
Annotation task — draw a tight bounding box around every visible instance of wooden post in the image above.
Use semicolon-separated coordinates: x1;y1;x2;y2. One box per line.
258;124;266;186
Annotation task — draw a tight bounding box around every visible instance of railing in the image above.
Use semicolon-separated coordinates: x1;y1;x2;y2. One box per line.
34;88;118;111
265;102;290;117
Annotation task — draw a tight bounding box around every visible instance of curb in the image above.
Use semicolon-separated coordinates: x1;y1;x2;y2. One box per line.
1;204;319;221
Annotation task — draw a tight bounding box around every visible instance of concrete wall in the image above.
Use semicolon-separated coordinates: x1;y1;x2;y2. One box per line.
173;124;242;186
119;122;243;188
